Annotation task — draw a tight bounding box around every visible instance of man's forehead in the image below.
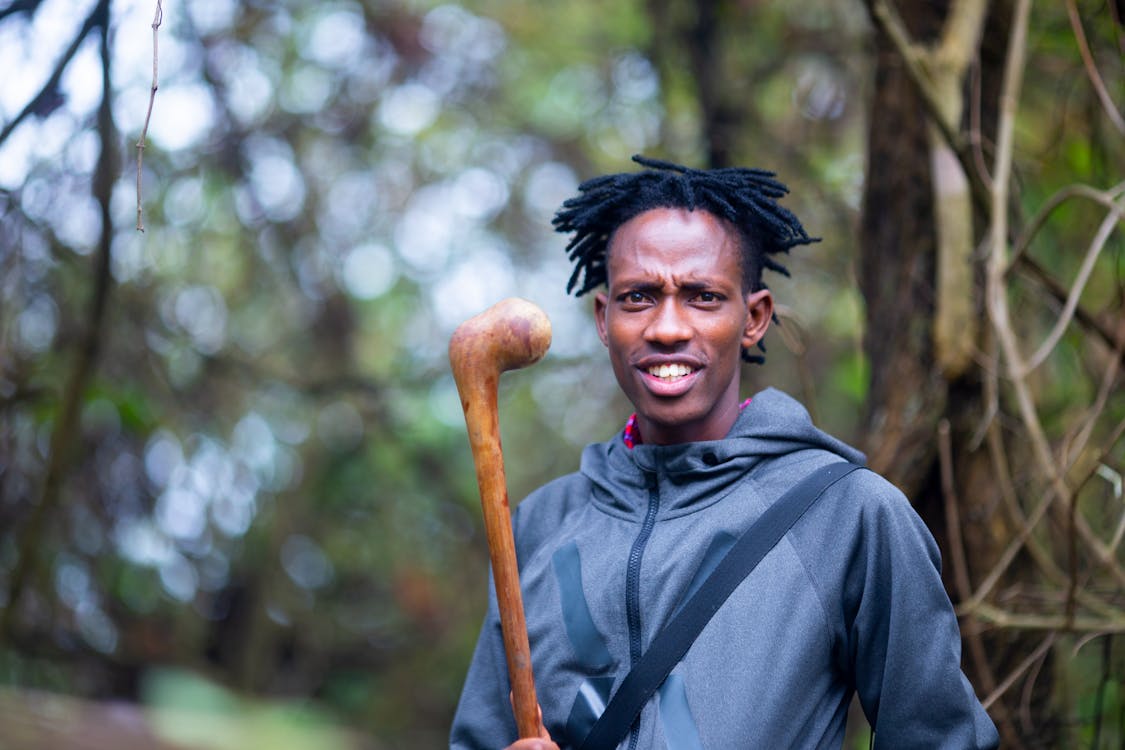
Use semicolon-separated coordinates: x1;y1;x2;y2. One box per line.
610;205;739;246
606;223;743;289
610;206;738;237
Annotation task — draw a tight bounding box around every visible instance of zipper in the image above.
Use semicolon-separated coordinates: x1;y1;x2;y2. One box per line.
624;469;661;749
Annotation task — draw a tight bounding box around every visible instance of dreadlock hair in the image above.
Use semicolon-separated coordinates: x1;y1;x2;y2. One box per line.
552;154;819;363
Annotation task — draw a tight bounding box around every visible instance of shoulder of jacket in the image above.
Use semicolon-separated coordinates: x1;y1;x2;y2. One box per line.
512;471;591;541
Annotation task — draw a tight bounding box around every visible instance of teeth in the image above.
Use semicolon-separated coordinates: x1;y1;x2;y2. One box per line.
648;363;693;380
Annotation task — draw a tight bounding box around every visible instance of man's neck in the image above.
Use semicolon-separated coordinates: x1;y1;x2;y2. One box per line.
622;398;752;448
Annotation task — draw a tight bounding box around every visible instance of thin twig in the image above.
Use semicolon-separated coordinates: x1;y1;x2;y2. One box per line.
983;410;1125;621
967;29;1098;602
983;0;1079;562
939;421;981;612
938;420;1013;741
1006;181;1125;274
969;326;1000;451
1013;253;1125;367
958;478;1055;612
969;59;994;190
1065;0;1125;135
973;604;1125;632
1072;631;1116;657
982;632;1056;710
1018;196;1125;377
1099;420;1125;556
1018;633;1050;734
1062;415;1125;589
1067;461;1079;627
136;0;163;233
1072;513;1125;590
1062;317;1125;472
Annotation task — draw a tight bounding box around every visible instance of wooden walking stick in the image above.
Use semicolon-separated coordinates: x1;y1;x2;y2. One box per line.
449;297;552;739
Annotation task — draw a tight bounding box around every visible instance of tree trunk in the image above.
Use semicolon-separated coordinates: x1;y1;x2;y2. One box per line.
859;1;1057;746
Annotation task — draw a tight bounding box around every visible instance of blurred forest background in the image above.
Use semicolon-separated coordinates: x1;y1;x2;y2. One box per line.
0;0;1122;748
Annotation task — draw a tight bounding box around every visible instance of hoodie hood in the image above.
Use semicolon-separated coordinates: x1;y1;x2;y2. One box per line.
579;387;866;519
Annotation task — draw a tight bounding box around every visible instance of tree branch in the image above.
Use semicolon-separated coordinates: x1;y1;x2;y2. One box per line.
1013;254;1125;366
938;420;1015;740
959;480;1055;611
867;0;986;184
978;0;1125;620
0;1;105;149
868;0;941;110
936;0;990;75
981;395;1125;621
985;0;1068;499
0;0;45;24
1017;195;1125;377
1;0;114;643
1065;0;1125;135
964;0;1048;616
944;425;1029;749
136;0;163;232
1007;181;1125;274
868;0;990;378
982;633;1056;711
872;2;1125;360
971;604;1125;633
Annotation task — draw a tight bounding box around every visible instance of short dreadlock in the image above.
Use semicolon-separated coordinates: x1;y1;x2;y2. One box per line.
552;155;818;362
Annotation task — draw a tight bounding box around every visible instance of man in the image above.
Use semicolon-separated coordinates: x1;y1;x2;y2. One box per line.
450;156;998;749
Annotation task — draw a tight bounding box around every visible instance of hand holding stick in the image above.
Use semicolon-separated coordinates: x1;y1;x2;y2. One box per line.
449;298;552;739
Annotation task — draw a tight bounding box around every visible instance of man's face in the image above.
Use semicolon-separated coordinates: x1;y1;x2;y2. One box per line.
594;207;772;445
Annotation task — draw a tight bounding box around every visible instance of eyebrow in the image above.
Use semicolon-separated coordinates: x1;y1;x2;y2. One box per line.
612;278;722;293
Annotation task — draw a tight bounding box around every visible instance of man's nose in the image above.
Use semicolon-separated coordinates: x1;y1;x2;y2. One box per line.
644;300;691;345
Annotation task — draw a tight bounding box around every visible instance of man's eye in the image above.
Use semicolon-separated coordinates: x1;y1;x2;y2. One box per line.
697;292;720;302
623;291;647;304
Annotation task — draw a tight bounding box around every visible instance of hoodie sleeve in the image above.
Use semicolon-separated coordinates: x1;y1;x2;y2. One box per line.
449;573;519;750
844;477;999;749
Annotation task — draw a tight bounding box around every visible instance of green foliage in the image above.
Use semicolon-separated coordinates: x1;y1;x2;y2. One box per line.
142;669;361;750
1056;636;1125;749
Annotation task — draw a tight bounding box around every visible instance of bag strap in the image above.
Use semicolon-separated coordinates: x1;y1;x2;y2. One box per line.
578;461;863;750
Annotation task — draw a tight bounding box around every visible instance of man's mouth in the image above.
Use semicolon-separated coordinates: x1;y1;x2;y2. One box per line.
646;363;695;382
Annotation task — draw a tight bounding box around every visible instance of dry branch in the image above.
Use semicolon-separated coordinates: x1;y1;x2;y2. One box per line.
867;0;994;207
982;633;1056;710
868;0;989;377
1007;181;1125;274
0;0;45;23
985;0;1070;504
939;420;1016;743
135;0;164;232
1018;196;1125;376
1;0;115;644
0;3;105;149
1065;0;1125;134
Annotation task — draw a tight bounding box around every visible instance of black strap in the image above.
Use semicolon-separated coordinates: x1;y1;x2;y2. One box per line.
578;461;863;750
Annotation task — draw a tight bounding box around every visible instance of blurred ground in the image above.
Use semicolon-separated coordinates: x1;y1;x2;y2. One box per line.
0;674;374;750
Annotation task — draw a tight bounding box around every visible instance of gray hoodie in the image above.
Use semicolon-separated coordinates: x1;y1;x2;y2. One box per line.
451;388;998;749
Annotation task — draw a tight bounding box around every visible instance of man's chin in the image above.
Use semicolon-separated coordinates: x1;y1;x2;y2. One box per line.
634;404;711;442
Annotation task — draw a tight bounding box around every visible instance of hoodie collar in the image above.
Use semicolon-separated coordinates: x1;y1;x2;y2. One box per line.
580;388;866;519
621;398;753;449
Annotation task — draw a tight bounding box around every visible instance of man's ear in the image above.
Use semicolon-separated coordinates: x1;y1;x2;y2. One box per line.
593;292;610;347
742;289;773;350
